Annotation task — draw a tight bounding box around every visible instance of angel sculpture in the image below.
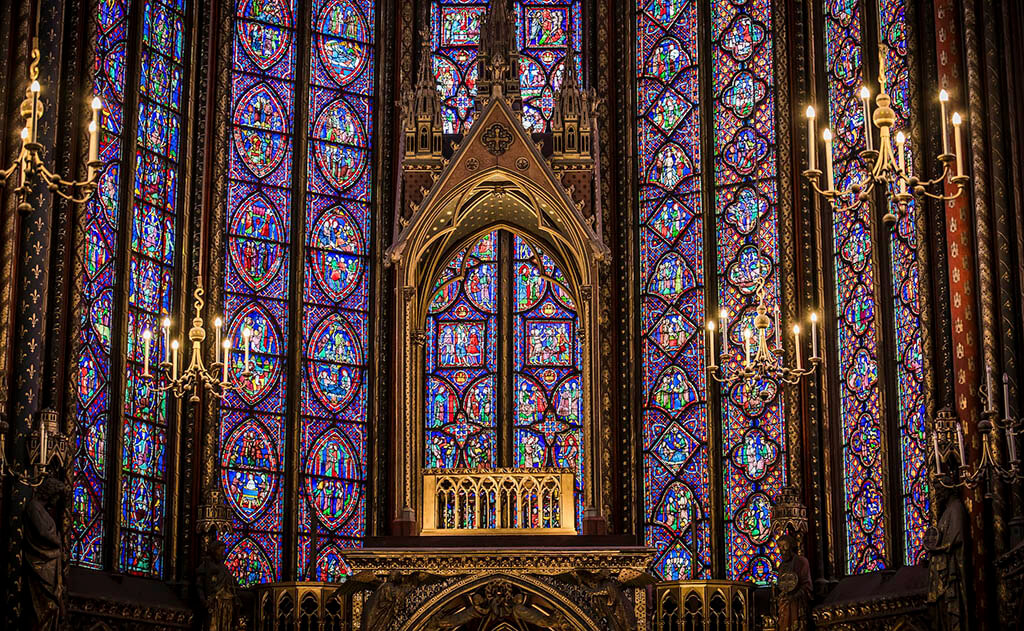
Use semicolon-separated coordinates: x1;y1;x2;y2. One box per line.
333;570;445;631
554;568;656;631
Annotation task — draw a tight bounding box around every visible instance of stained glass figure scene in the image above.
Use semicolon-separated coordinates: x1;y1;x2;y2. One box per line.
637;0;711;581
432;0;582;133
425;232;499;469
423;231;585;522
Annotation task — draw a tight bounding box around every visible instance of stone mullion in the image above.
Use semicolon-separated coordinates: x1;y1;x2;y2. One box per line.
3;0;64;621
961;0;999;621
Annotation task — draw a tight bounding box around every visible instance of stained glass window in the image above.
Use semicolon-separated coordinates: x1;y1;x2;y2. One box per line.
221;0;298;585
73;0;132;571
423;231;584;517
425;233;499;468
116;0;187;577
512;236;584;517
711;0;785;584
221;0;378;586
637;0;710;581
431;0;581;134
878;0;928;567
297;0;376;582
638;0;787;583
73;0;187;577
823;0;888;574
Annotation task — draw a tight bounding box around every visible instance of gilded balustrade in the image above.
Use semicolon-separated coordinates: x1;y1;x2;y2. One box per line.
421;467;577;535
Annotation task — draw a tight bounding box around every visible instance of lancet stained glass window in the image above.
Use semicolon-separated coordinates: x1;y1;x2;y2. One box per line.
711;0;785;584
424;231;584;517
297;0;376;582
512;236;584;516
431;0;581;134
73;0;132;570
222;0;299;585
823;0;888;573
118;0;187;576
637;0;709;581
221;0;378;586
638;0;787;583
878;0;928;567
73;0;188;577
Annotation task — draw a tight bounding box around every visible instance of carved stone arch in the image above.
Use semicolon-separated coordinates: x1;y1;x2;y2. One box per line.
404;573;603;631
387;97;609;533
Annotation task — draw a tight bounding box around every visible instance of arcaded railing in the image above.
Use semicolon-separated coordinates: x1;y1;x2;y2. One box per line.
421;467;576;535
655;580;752;631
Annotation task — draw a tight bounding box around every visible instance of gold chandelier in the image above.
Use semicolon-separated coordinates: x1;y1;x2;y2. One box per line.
137;277;254;402
803;48;969;224
706;273;821;393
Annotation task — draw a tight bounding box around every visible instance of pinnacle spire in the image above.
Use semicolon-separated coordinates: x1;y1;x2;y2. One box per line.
475;0;521;113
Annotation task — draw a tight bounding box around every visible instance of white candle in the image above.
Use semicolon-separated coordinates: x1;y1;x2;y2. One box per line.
792;325;802;370
860;86;872;151
214;317;223;362
1008;429;1018;463
89;97;101;178
956;422;966;464
171;339;180;380
938;90;950;155
706;321;716;368
720;309;728;356
952;112;963;176
806;106;816;171
162;317;171;362
743;329;752;367
222;340;231;382
243;327;253;371
823;128;835;192
19;128;29;188
933;431;943;474
29;80;40;143
896;131;907;194
810;312;819;358
142;329;152;376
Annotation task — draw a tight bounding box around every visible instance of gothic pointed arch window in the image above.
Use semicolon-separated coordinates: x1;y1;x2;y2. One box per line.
219;0;379;585
72;0;191;577
423;230;585;522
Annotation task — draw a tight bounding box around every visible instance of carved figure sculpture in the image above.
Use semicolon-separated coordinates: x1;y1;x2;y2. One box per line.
774;534;812;631
24;477;68;631
555;568;655;631
196;538;237;631
336;570;445;631
926;485;969;631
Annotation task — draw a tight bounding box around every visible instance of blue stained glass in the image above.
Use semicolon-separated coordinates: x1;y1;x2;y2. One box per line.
73;0;132;569
878;0;928;567
297;0;376;581
711;0;785;585
512;236;584;526
424;233;499;469
638;0;710;580
118;0;187;577
221;0;298;585
824;0;889;573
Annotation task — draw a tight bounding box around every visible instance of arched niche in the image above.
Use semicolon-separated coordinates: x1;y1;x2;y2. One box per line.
387;158;608;533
